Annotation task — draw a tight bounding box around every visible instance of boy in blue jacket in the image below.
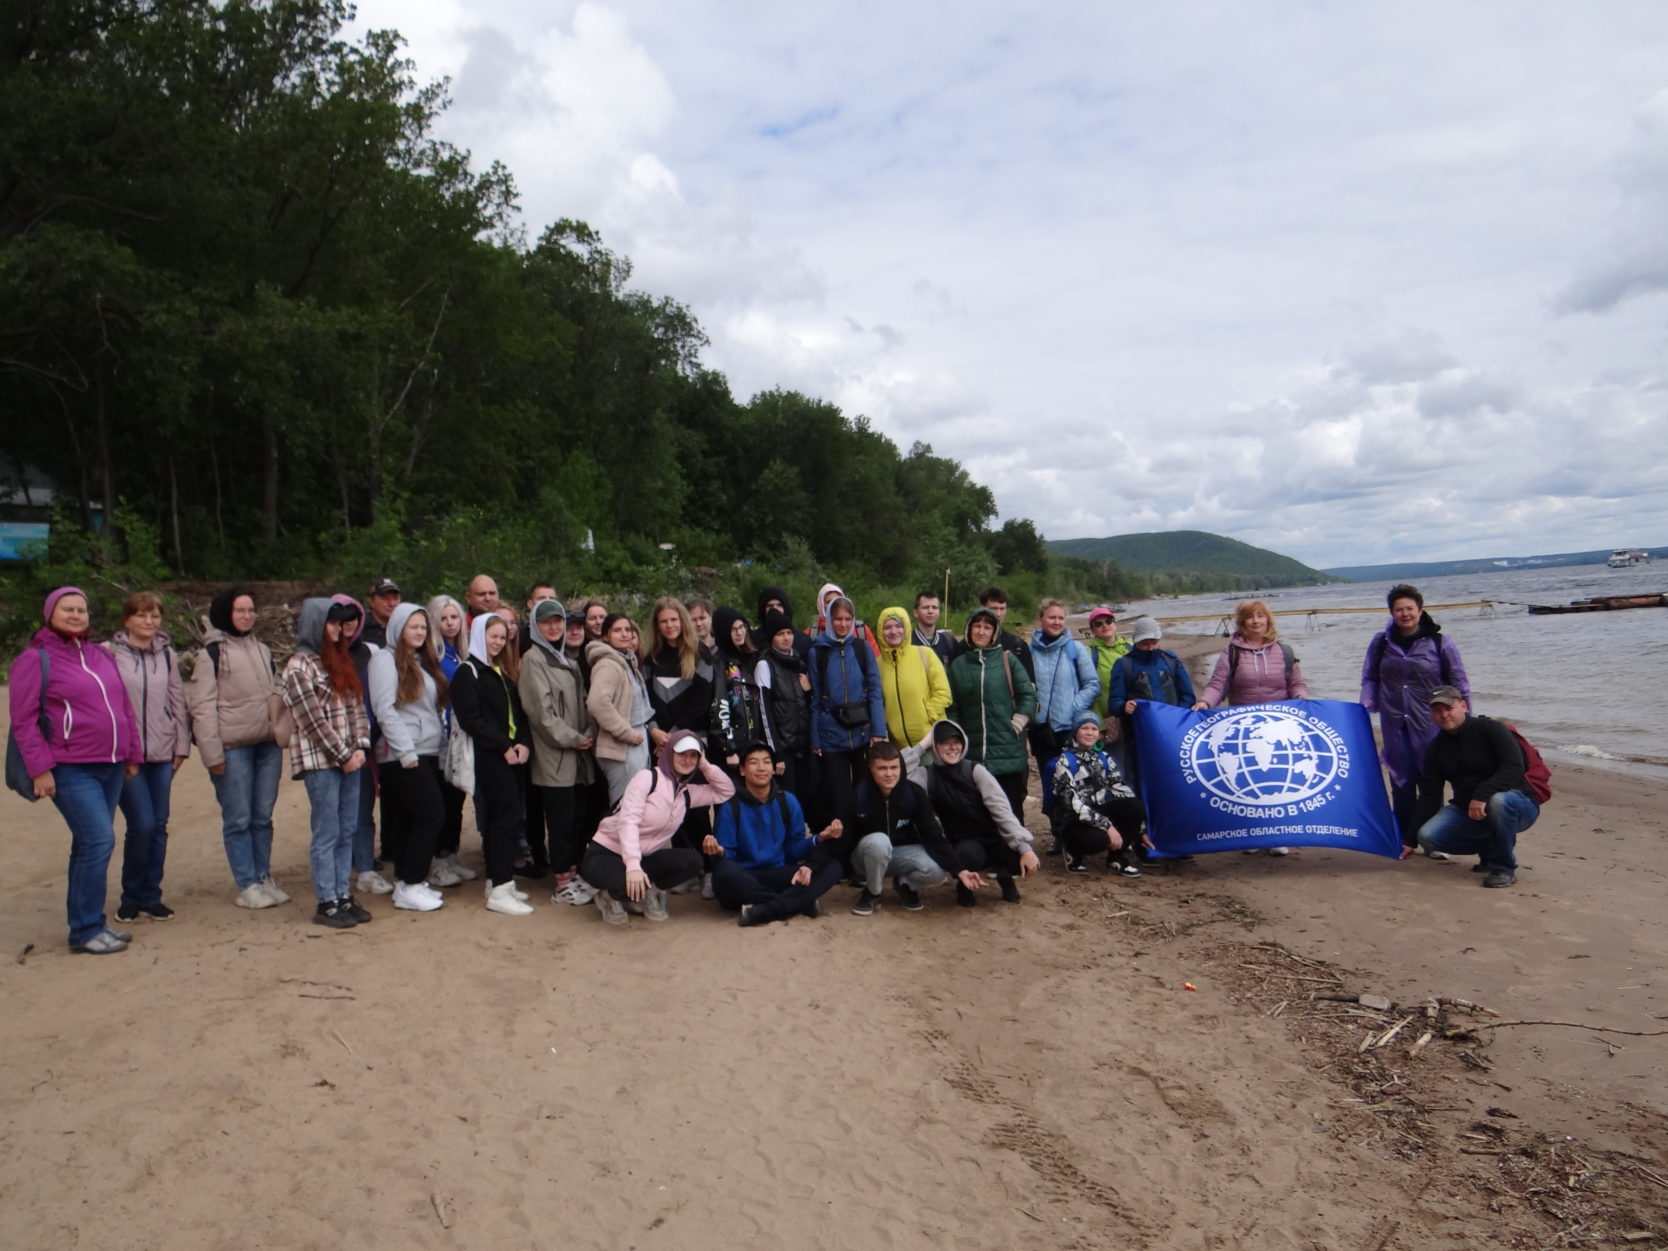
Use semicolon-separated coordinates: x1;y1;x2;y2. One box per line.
711;743;844;926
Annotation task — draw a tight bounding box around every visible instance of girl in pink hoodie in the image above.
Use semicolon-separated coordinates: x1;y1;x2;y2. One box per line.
8;587;142;953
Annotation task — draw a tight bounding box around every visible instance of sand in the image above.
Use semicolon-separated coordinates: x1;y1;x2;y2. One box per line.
3;659;1665;1250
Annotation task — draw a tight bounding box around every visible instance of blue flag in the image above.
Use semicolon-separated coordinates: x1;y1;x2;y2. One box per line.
1131;699;1401;858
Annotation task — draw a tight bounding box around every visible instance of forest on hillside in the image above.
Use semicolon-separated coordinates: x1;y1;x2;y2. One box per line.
0;0;1156;635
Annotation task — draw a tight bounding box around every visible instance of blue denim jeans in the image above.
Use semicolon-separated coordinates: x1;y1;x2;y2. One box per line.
854;831;949;895
51;761;125;944
303;767;361;901
210;741;282;888
1417;790;1539;872
117;760;175;908
352;757;378;872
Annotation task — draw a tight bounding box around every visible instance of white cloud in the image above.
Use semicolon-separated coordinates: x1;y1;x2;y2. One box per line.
352;0;1668;568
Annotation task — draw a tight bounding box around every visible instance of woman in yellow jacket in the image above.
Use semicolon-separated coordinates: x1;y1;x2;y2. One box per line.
876;606;950;749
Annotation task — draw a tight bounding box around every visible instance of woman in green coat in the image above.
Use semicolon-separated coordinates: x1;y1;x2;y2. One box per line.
945;607;1038;818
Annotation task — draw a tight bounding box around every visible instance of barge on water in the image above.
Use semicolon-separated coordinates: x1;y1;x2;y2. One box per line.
1527;592;1667;615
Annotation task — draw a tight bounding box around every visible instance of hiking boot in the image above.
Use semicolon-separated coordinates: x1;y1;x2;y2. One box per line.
115;902;141;924
1482;868;1517;889
641;889;669;922
955;881;977;907
141;902;175;921
850;889;881;916
896;882;924;911
340;897;373;924
70;928;129;954
1062;847;1089;874
998;875;1022;904
593;889;629;926
313;899;357;929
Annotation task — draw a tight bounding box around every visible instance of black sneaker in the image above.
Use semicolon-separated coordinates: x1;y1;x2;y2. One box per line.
850;889;881;916
1044;840;1064;856
1063;847;1089;874
1482;868;1516;889
1471;861;1490;873
998;874;1022;904
114;902;141;924
955;881;977;908
513;861;549;879
802;898;824;919
736;904;765;928
896;882;924;911
314;900;357;929
141;902;175;921
340;897;373;924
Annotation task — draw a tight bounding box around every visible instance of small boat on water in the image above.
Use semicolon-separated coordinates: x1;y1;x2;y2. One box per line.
1607;549;1652;568
1527;592;1667;615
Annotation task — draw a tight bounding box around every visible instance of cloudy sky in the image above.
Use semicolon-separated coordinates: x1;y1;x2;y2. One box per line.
353;1;1668;568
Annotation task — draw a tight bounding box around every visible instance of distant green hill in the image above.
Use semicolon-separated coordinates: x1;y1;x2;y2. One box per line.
1047;530;1344;591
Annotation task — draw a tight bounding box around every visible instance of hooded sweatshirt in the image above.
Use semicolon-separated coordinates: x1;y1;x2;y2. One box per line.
755;585;812;661
808;596;888;753
281;598;372;777
806;583;880;656
876;605;950;748
106;626;191;763
1360;612;1471;789
590;739;735;871
712;778;815;871
823;752;962;875
1197;634;1309;708
519;599;597;788
753;608;811;754
450;613;529;756
1030;624;1099;731
945;608;1037;777
710;606;768;760
8;587;142;778
1086;631;1130;719
901;720;1033;853
185;587;278;769
367;601;445;766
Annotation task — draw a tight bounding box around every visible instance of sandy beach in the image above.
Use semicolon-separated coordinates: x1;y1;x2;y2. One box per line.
2;633;1665;1250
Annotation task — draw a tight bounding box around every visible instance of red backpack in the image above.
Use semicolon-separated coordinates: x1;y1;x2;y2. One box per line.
1499;721;1553;805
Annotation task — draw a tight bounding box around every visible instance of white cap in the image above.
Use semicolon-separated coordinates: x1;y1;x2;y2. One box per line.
669;733;704;755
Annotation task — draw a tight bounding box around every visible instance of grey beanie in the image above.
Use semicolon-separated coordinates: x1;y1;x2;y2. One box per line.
1130;617;1162;644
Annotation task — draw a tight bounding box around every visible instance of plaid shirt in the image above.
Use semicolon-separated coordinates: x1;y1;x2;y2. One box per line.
281;652;370;777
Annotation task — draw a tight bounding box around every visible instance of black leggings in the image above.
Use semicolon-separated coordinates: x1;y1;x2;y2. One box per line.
437;779;466;857
473;752;526;887
377;756;444;887
950;836;1022;878
816;748;869;830
580;843;702;895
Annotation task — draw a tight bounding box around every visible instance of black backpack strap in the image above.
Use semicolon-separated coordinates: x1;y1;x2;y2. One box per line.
205;641;221;678
34;645;50;734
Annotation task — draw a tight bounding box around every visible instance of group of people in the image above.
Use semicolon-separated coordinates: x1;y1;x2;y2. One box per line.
8;575;1541;954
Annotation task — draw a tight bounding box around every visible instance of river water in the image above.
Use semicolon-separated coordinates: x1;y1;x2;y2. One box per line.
1110;561;1667;780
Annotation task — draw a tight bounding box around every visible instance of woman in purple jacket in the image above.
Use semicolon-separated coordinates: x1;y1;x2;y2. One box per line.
106;591;191;923
1359;584;1470;853
1193;599;1310;856
8;587;143;953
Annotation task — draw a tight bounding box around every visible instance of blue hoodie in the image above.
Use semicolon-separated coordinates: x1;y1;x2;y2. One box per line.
712;782;815;870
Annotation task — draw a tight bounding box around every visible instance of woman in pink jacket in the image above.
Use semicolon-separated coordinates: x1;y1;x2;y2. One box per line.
1193;599;1310;856
8;587;143;954
579;732;734;925
105;591;191;924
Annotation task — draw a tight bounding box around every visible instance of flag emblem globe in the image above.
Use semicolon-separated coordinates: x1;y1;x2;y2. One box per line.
1184;707;1343;807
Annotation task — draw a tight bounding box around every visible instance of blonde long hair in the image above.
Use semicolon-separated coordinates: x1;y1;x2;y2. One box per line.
643;595;699;680
1235;599;1279;643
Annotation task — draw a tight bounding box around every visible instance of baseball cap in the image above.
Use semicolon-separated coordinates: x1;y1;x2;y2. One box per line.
669;733;705;754
1087;605;1117;625
1428;685;1466;707
369;577;400;596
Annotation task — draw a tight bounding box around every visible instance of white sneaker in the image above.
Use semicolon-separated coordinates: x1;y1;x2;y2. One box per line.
669;876;698;894
429;860;464;888
357;870;394;895
511;884;530;902
699;872;715;901
642;888;669;923
393;881;444;912
441;853;477;882
593;889;629;926
485;881;533;916
235;883;276;909
258;875;291;904
1267;846;1292;857
552;879;597;906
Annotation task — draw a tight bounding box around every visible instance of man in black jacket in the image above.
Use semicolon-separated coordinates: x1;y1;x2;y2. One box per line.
1413;686;1540;888
827;742;983;915
978;586;1034;680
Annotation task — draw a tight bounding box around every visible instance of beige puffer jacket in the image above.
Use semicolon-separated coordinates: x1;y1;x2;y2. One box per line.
186;627;278;769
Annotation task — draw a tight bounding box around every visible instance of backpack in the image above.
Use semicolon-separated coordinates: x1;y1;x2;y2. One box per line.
1496;720;1553;805
720;788;794;846
1226;641;1295;688
606;766;674;818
